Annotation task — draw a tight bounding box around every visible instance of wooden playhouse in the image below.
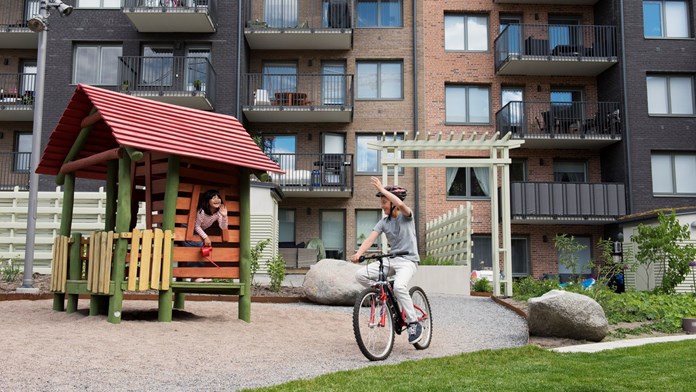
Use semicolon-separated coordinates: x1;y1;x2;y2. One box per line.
36;84;283;324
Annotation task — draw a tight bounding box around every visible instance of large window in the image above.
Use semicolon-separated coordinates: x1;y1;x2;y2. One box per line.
321;210;345;260
322;61;346;105
446;166;490;199
445;85;490;123
263;62;298;94
646;75;695;115
510;158;527;182
356;0;402;28
651;153;696;195
73;44;122;85
265;0;298;28
471;235;530;277
14;133;31;173
356;210;382;250
356;134;403;174
554;160;587;182
356;61;403;99
444;14;488;51
643;1;689;38
140;46;174;87
77;0;120;7
558;235;592;282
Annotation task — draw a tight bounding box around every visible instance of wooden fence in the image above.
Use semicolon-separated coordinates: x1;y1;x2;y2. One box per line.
425;202;473;265
622;240;696;294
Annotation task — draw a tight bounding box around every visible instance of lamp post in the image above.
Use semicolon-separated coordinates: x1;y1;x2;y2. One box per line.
20;0;73;291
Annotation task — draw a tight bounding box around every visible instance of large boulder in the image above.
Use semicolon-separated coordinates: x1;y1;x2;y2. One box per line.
303;259;363;305
527;289;608;342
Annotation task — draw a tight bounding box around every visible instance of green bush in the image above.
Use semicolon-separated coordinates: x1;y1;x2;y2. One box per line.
250;239;270;284
1;257;22;282
419;255;459;266
267;255;286;292
512;276;560;300
472;277;492;293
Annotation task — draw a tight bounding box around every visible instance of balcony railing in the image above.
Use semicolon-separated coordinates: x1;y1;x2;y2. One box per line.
494;0;599;4
494;24;617;76
0;152;30;191
244;0;353;50
266;153;353;197
510;182;626;222
0;73;35;121
242;73;353;122
122;0;218;33
0;0;38;48
118;56;216;110
496;101;621;148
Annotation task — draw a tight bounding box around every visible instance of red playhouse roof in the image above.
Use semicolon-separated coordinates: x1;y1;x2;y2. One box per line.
37;84;283;179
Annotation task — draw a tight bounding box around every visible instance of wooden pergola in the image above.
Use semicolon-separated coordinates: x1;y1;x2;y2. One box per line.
368;131;524;296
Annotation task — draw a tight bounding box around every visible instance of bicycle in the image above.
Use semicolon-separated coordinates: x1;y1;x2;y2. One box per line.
353;251;433;361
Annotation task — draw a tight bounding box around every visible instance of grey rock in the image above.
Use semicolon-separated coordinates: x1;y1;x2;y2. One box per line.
527;289;608;342
302;259;364;305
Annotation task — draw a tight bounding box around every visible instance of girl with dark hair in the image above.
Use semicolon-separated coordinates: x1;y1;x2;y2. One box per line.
183;189;227;282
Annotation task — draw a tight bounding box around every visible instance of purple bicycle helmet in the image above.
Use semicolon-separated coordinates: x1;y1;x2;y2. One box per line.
376;185;407;201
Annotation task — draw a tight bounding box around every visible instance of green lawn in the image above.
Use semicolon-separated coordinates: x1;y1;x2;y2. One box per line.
246;340;696;392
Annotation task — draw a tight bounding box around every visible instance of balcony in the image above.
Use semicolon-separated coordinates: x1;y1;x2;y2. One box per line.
0;73;35;121
494;0;598;4
495;24;617;76
244;0;352;50
0;0;38;48
242;73;353;123
0;152;30;190
511;182;626;224
118;56;216;110
495;101;621;149
122;0;217;33
267;153;353;198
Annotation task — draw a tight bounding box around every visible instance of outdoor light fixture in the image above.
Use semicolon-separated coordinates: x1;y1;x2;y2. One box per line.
27;15;48;32
27;0;73;32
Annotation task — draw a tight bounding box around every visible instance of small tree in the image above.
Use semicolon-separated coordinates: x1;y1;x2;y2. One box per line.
554;234;586;282
629;211;696;294
250;239;270;285
267;255;286;292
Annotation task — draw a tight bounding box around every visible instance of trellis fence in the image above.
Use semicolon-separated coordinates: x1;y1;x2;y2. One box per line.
425;202;473;265
622;240;696;294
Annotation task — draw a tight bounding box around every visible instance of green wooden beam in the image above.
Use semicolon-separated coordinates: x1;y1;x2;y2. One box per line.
123;146;144;162
52;172;75;311
159;155;180;322
66;232;82;313
239;168;251;322
56;107;97;186
105;160;118;231
107;155;131;324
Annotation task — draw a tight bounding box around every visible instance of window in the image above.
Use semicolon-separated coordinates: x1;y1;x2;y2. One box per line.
501;87;524;127
263;62;298;95
14;133;31;173
646;75;695;115
77;0;121;7
548;16;580;49
472;235;530;277
278;209;296;246
186;47;211;92
73;44;122;85
356;61;403;99
558;236;592;283
265;0;298;28
356;0;402;28
499;15;521;55
322;61;346;105
446;166;490;199
356;210;382;249
356;134;403;174
263;135;297;170
651;153;696;195
445;85;490;123
321;210;345;260
643;1;689;38
444;14;488;51
553;160;587;182
510;158;527;182
141;46;174;87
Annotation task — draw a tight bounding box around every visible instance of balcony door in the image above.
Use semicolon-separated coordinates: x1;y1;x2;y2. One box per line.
501;87;524;130
186;47;210;92
25;0;40;21
265;135;297;171
551;88;584;130
141;46;174;88
263;62;297;100
322;61;346;105
322;133;345;185
549;16;581;53
20;61;36;99
321;210;345;260
499;14;521;56
265;0;298;28
14;133;31;173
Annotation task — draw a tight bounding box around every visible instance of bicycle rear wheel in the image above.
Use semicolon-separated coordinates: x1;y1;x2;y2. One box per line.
410;286;432;350
353;288;395;361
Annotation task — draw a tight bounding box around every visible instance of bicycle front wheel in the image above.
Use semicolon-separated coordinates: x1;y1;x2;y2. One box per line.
353;288;395;361
410;286;433;350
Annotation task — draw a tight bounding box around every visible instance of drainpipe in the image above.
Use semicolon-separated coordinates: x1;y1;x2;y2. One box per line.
412;0;420;242
236;0;243;118
619;0;633;213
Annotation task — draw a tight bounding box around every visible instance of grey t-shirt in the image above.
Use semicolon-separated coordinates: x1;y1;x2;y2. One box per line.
373;213;420;263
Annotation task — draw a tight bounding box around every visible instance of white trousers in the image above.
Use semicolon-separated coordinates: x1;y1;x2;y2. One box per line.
355;257;418;324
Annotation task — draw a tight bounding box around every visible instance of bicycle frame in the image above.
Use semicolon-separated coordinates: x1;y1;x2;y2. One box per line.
371;255;427;334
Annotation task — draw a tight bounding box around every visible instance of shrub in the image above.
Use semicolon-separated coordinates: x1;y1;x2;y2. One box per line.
472;277;492;293
1;257;22;282
267;255;286;292
250;239;270;284
419;255;459;266
512;276;560;300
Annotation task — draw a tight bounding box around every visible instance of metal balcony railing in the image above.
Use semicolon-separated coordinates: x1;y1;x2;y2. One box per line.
0;0;37;30
496;101;621;138
0;73;36;109
266;153;353;193
243;73;353;108
495;24;617;71
510;181;626;221
0;152;30;190
244;0;353;30
117;56;216;103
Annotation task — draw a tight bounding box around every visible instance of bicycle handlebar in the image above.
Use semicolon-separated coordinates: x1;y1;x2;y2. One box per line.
358;251;409;263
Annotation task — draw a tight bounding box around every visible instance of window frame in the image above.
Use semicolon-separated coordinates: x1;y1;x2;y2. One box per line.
76;0;121;8
356;0;403;28
650;152;696;196
72;43;123;86
445;165;491;200
13;132;32;173
646;74;695;116
278;208;296;246
445;84;491;124
553;159;588;183
320;209;346;260
471;235;530;277
444;14;489;52
355;133;404;175
355;209;382;250
356;61;404;100
643;0;690;39
262;134;297;171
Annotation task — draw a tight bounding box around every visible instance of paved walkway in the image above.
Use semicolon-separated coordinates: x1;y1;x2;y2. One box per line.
552;334;696;353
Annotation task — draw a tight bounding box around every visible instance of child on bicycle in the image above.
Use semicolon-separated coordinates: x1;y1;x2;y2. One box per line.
350;177;423;344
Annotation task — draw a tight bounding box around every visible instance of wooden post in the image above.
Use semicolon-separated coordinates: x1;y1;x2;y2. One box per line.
92;160;118;316
239;168;251;322
56;107;97;186
52;172;74;311
159;156;179;321
66;232;82;313
107;154;131;324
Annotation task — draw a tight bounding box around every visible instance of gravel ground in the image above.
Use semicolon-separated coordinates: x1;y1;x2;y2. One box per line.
0;295;528;391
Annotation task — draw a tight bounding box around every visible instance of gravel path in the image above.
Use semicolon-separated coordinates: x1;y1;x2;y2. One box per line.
1;295;528;391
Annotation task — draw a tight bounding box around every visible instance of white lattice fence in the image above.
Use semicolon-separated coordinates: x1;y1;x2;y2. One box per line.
622;240;696;293
425;202;473;265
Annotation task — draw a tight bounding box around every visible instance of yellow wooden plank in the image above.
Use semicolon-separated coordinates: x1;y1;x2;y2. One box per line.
99;232;109;294
60;236;69;292
104;231;113;294
88;232;97;292
138;229;153;291
50;237;58;291
127;229;142;291
161;230;173;290
53;237;61;292
150;228;163;290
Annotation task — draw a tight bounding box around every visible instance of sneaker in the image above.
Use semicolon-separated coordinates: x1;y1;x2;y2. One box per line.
407;322;423;344
194;278;212;283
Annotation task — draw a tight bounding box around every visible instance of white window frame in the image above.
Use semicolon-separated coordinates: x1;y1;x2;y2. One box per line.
651;153;696;196
643;0;690;38
444;14;489;51
73;44;122;86
646;74;695;116
445;84;490;124
356;61;403;100
77;0;121;8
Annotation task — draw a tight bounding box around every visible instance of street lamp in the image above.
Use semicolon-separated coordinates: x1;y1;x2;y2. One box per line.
20;0;73;291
